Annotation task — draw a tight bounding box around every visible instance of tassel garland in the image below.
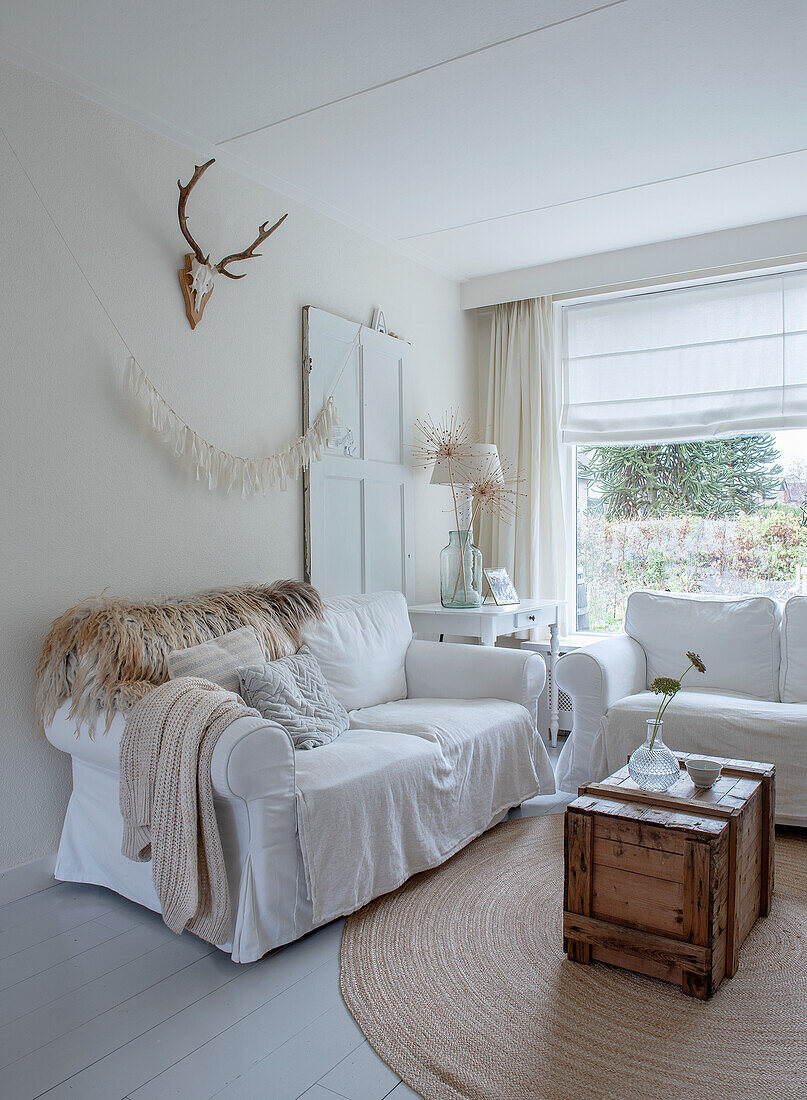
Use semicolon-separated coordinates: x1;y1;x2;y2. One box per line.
124;357;338;497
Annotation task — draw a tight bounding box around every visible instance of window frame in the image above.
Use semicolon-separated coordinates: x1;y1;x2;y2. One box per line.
553;259;807;638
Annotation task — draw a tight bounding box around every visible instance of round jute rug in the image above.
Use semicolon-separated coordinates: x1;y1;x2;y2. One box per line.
340;814;807;1100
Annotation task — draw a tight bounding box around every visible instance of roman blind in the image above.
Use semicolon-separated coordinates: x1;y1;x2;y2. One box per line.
561;269;807;445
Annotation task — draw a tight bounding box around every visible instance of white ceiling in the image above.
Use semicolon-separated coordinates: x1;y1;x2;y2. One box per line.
2;0;806;280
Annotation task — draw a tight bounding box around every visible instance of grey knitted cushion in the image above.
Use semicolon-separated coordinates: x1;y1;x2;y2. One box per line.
237;645;349;750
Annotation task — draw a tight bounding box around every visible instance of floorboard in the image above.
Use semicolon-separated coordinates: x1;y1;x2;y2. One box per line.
318;1038;401;1100
0;918;126;992
125;951;344;1098
212;1000;366;1099
0;933;209;1069
0;919;186;1027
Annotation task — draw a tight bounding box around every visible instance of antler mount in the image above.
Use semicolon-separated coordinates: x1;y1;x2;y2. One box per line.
176;157;287;327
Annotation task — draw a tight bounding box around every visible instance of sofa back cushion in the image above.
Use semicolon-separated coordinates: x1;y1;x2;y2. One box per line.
625;590;781;702
301;591;412;711
781;596;807;702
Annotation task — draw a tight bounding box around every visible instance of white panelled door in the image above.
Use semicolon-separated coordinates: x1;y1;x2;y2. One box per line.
303;307;414;598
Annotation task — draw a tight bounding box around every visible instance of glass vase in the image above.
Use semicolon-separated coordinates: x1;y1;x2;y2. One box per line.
440;530;482;608
627;720;680;791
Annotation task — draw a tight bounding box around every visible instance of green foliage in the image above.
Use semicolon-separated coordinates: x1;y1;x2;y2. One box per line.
579;435;783;520
578;507;807;632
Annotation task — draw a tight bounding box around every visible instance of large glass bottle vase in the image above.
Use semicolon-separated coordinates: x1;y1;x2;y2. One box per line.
440;530;482;608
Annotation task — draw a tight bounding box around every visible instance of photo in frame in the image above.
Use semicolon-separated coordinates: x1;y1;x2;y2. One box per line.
484;567;519;606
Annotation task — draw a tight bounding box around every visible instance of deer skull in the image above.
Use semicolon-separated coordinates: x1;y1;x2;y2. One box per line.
189;257;216;305
177;158;288;329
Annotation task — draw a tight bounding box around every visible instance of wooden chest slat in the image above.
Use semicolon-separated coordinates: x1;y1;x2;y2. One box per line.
563;754;775;999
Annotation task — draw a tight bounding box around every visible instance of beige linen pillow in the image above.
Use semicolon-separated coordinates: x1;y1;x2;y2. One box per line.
167;626;263;693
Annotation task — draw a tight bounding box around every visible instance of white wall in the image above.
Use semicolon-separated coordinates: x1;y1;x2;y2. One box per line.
0;58;474;872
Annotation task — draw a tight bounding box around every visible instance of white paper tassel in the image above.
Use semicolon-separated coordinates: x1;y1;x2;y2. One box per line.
124;359;343;497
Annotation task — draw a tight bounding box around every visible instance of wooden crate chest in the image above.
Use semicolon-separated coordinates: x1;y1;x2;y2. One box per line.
563;754;775;999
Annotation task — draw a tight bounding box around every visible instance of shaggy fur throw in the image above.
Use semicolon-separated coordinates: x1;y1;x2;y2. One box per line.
36;580;323;734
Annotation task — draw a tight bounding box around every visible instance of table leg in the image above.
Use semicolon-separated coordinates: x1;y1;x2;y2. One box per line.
549;619;560;747
480;620;497;647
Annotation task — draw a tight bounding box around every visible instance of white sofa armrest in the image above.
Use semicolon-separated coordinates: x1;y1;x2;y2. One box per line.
209;714;295;802
404;639;546;727
45;703;296;805
554;633;646;792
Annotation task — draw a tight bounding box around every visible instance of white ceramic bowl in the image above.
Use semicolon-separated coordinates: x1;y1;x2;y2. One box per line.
686;757;722;788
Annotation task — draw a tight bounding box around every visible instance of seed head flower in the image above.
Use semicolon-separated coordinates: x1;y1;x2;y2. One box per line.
651;676;681;697
469;456;523;523
412;409;474;470
687;651;706;674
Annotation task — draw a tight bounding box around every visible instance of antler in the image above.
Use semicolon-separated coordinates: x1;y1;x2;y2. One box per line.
215;213;289;279
177;158;214;264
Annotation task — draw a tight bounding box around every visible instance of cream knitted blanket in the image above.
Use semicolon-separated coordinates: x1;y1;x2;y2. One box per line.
120;677;259;945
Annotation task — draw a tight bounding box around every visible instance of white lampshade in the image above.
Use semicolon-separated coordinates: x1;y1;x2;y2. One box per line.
430;443;504;487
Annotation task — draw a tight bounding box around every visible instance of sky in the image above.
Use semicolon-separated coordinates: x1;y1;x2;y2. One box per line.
773;430;807;474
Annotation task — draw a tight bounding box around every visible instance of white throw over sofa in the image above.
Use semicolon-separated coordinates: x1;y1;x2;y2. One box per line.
555;590;807;825
46;591;553;962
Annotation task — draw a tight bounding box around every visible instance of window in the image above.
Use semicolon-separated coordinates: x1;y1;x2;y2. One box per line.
559;268;807;632
576;430;807;631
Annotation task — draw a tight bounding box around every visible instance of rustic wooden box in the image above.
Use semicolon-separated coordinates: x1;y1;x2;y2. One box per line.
563;754;775;998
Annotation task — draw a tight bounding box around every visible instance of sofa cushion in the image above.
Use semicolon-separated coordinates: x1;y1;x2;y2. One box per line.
348;697;555;798
237;646;349;750
293;697;542;925
301;591;412;711
591;690;806;824
781;596;807;703
167;626;263;694
625;591;780;702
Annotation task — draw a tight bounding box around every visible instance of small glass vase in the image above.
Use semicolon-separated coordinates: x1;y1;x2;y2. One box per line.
440;530;482;608
628;720;680;791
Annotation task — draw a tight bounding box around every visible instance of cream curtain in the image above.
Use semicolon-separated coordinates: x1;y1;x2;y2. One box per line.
480;297;568;631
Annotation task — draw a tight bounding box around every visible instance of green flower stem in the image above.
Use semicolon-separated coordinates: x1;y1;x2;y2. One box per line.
446;457;468;601
450;496;482;602
648;659;696;749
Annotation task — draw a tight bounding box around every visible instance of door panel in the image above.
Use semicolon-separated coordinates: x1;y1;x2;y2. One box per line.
322;473;364;595
365;479;406;593
363;346;403;464
324;332;363;458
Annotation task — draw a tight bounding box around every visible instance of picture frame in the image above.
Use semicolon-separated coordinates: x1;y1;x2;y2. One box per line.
484;567;519;606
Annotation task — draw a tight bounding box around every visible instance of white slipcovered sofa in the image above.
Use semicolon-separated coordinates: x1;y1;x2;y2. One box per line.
46;591;553;962
554;590;807;825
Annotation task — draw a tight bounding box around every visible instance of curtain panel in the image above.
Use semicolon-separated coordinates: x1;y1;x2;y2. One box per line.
480;298;567;631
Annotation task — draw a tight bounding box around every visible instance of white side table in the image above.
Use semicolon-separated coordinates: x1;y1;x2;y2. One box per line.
407;598;565;746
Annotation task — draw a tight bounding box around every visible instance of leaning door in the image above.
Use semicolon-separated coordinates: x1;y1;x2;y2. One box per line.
303;307;414;598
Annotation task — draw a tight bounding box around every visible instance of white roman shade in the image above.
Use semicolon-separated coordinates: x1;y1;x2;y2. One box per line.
561;269;807;445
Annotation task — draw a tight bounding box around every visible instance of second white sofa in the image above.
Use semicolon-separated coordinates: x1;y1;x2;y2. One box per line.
555;590;807;825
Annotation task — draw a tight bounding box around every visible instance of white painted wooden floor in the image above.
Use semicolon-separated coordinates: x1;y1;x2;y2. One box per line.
0;745;569;1100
